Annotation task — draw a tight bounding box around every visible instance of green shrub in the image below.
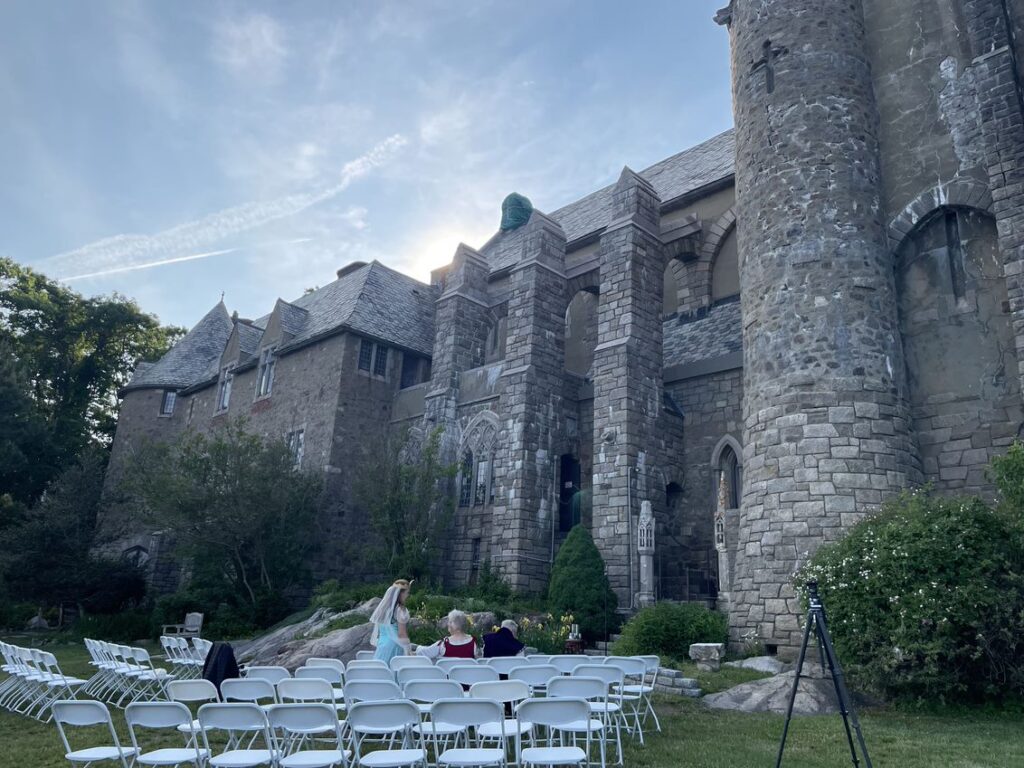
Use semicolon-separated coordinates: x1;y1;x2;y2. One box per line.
797;489;1024;703
612;602;727;659
71;610;152;642
0;600;36;631
547;525;619;641
517;613;574;654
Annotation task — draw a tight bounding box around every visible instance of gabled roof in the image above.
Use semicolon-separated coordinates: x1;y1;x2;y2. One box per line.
122;302;233;393
663;297;742;368
274;299;309;338
482;129;735;271
235;321;263;358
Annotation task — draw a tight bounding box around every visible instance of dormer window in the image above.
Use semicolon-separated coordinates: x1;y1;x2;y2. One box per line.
256;348;276;398
217;365;234;411
159;390;176;416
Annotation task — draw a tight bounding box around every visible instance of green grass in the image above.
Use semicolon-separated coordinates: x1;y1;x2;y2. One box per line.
2;641;1022;768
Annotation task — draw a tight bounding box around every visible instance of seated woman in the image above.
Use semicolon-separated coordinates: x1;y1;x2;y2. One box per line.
482;619;525;658
418;610;479;660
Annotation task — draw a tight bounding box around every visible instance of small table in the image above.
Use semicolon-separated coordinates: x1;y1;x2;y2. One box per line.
564;638;583;655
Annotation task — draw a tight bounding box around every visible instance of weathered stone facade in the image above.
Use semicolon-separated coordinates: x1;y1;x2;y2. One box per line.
106;0;1024;653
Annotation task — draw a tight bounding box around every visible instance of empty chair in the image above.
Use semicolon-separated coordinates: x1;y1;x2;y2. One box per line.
307;658;346;673
277;678;345;719
547;677;615;767
347;659;388;670
549;656;586;676
396;667;446;687
390;656;432;672
268;703;350;768
526;655;552;664
482;658;524;676
347;700;426;768
589;661;641;744
198;702;275;768
296;665;345;701
52;700;138;768
429;699;506;768
628;656;661;732
125;701;209;767
354;651;375;661
346;667;394;683
245;666;292;685
402;680;464;715
31;649;88;719
343;680;402;711
192;638;213;665
516;698;593;768
468;680;532;745
221;678;278;708
435;658;469;675
508;665;559;695
447;665;498;687
167;679;220;744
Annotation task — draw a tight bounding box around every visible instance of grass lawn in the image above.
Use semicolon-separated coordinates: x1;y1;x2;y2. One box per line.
2;640;1022;767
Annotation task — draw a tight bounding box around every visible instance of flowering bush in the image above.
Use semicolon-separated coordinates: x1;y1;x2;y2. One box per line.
516;612;574;654
796;488;1024;703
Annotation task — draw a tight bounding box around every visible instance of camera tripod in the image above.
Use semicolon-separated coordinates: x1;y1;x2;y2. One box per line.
775;581;873;768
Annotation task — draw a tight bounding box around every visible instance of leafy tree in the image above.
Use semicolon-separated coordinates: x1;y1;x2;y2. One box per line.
547;525;619;642
0;342;58;505
352;427;456;581
0;257;183;468
122;419;323;613
0;449;144;613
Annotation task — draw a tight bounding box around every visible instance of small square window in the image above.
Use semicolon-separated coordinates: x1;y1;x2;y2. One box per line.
373;344;388;377
358;339;373;371
160;390;176;416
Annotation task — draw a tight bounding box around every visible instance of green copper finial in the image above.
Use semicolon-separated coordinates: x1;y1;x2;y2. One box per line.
500;192;533;231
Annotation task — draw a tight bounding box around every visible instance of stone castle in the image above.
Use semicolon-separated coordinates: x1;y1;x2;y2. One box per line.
106;0;1024;653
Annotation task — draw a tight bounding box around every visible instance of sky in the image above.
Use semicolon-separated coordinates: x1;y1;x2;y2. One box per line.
0;1;732;329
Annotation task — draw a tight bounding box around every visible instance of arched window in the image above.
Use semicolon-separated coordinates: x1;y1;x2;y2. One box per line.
564;290;599;376
718;444;741;509
711;228;739;302
459;450;474;507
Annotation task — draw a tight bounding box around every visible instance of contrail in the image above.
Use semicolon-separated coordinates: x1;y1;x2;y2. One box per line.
59;238;314;282
43;134;407;280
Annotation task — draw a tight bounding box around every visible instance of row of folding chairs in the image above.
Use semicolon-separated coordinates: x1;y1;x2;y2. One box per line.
53;692;611;768
160;635;212;678
0;641;87;721
81;638;174;707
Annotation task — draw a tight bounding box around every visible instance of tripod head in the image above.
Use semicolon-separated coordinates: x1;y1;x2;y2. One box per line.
806;580;823;610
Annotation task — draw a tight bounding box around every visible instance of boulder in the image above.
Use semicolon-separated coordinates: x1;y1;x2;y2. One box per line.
26;614;48;630
724;655;790;675
689;642;726;672
274;622;375;669
703;664;842;715
238;597;380;665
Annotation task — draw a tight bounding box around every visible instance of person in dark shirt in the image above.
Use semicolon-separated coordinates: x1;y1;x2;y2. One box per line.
482;619;525;658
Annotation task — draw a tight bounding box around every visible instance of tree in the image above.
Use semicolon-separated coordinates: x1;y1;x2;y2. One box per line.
0;257;183;470
547;525;619;642
0;342;58;505
122;419;323;614
0;448;144;613
352;427;457;581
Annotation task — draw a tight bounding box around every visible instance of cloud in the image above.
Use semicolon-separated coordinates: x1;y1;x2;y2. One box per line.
44;135;407;281
212;12;288;83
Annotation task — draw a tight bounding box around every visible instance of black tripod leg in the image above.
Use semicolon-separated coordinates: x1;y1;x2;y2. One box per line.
774;610;815;768
817;611;872;768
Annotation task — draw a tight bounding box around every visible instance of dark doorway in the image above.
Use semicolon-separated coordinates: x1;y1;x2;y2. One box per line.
559;454;582;532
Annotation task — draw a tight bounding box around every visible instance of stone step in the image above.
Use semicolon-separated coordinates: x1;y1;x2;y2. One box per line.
654;668;702;697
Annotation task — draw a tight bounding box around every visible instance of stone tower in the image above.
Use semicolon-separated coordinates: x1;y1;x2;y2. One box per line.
719;0;921;651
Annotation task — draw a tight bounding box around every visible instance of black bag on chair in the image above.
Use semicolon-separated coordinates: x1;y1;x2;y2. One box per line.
202;641;239;694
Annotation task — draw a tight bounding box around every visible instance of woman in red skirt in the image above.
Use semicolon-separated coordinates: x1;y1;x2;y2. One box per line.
419;609;480;659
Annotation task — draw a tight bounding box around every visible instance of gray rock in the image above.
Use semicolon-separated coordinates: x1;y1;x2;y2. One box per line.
273;622;374;670
26;614;48;630
689;642;726;671
239;597;380;665
703;667;841;715
723;655;789;675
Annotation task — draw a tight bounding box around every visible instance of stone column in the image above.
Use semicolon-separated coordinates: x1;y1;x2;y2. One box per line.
637;500;656;608
720;0;920;653
494;212;567;592
591;168;666;608
424;244;491;459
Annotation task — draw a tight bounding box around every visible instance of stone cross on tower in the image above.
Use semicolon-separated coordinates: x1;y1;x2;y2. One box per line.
750;39;787;94
637;500;656;608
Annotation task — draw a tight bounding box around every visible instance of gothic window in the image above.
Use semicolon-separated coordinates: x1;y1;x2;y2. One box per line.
564;290;599;376
663;263;680;316
718;444;741;509
459;450;474;507
358;339;374;371
559;454;582;532
256;348;276;397
665;482;683;512
373;344;388;377
217;365;233;411
160;390;176;416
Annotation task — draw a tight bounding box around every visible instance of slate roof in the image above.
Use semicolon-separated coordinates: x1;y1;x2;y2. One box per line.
482;129;735;271
235;321;263;358
123;302;233;392
663;298;743;368
275;300;309;338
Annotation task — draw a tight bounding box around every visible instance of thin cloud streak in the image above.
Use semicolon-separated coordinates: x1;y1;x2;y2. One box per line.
42;134;407;280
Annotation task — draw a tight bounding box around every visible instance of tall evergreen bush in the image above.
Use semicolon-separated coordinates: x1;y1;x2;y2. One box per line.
547;525;619;642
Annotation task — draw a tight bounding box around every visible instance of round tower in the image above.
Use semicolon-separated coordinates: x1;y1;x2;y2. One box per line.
720;0;920;652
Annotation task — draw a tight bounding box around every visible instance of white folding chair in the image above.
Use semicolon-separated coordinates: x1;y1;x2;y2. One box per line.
192;638;213;667
516;698;592;768
308;658;346;673
198;702;276;767
403;680;464;716
549;656;586;676
397;667;446;687
167;679;220;746
508;665;559;696
52;700;138;768
120;648;174;705
126;701;209;767
435;659;469;675
429;699;506;768
347;700;427;768
30;649;87;720
595;660;644;744
297;665;346;701
548;677;614;767
468;680;533;750
447;666;498;688
222;678;279;709
347;667;395;683
482;658;525;676
348;660;389;670
269;703;351;768
343;680;402;712
630;656;661;732
526;656;552;664
354;651;375;661
390;656;432;673
278;678;347;722
246;666;292;685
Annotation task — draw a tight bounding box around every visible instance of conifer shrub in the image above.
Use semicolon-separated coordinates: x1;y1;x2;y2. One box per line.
797;485;1024;703
547;525;619;641
612;602;727;660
